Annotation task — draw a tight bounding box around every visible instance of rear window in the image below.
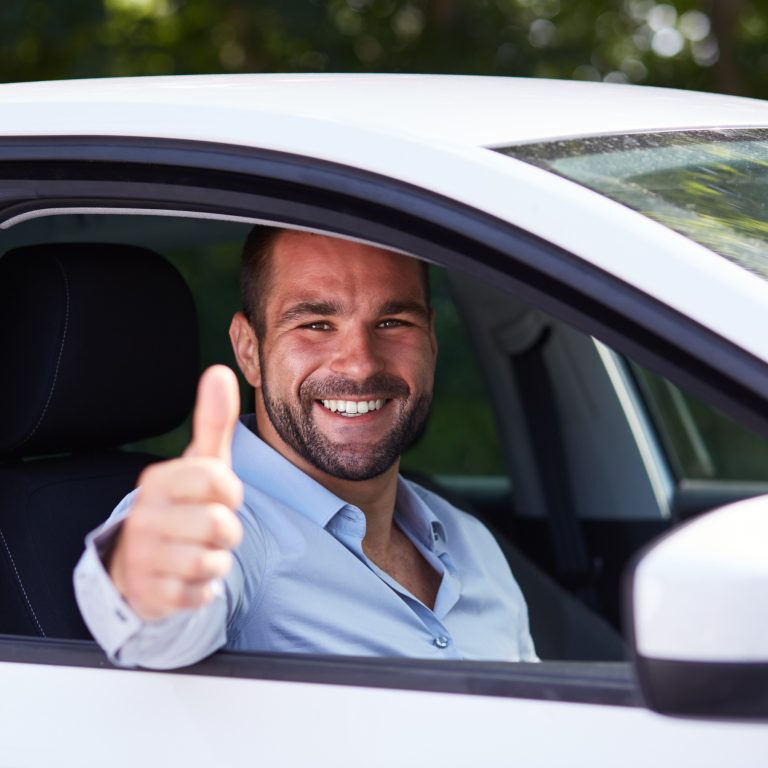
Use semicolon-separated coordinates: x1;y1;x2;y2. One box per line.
498;129;768;282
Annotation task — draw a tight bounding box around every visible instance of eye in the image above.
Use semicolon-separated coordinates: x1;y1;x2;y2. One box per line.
377;318;407;329
303;321;333;331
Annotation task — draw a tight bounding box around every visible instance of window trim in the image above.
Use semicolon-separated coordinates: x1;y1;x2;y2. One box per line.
1;136;767;703
0;636;638;707
0;135;765;443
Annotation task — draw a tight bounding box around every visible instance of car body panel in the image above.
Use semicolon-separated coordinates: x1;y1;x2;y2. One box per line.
1;76;768;364
2;75;768;763
3;74;768;146
2;658;768;767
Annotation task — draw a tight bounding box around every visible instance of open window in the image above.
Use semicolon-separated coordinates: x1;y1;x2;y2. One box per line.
5;202;765;664
1;137;767;712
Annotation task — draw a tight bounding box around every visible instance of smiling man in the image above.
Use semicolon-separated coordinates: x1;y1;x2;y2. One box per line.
74;227;536;668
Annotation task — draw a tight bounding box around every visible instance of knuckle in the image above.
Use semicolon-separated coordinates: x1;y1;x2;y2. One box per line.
226;515;244;548
229;477;245;510
124;575;152;609
124;509;151;538
175;581;210;610
122;510;163;552
207;508;225;544
162;580;189;610
189;549;210;579
212;550;233;577
207;505;239;547
136;460;168;489
187;459;225;500
200;461;241;506
199;467;220;500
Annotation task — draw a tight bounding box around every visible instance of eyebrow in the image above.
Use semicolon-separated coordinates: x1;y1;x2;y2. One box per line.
277;298;430;327
377;300;430;321
278;300;343;326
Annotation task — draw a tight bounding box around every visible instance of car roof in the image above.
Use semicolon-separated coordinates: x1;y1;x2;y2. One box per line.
2;73;768;148
3;73;768;366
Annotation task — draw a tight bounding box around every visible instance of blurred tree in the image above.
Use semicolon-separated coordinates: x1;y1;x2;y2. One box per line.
1;1;766;96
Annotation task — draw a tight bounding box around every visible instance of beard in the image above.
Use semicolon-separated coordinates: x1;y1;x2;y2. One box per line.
260;365;432;481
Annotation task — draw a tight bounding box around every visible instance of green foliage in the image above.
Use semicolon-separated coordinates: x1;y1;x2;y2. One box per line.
634;364;768;481
402;268;506;475
1;1;767;98
5;2;768;478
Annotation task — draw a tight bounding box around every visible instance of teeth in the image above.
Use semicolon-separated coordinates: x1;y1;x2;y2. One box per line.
321;398;385;415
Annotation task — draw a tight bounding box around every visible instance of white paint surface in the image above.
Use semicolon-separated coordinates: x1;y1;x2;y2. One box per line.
3;74;768;146
634;495;768;661
2;660;768;767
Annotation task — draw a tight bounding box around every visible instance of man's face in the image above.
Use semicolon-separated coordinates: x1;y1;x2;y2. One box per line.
241;232;437;482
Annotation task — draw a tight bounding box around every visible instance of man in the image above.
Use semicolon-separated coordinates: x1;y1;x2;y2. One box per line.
74;227;536;668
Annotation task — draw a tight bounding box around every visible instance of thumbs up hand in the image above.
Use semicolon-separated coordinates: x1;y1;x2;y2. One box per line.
109;366;244;621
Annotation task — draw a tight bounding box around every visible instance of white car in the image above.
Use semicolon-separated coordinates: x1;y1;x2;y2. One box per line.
1;74;767;766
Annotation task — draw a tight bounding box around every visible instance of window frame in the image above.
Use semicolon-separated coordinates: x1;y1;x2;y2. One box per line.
1;135;767;706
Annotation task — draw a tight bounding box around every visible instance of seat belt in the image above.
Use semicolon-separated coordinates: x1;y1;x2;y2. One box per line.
510;327;600;609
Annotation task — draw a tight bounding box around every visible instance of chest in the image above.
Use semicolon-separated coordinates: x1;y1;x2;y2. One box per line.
363;528;442;609
234;491;528;660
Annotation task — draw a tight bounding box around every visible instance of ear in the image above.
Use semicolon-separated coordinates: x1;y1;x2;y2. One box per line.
229;312;262;388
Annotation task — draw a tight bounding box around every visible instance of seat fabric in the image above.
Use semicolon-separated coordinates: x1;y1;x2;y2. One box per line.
0;243;199;639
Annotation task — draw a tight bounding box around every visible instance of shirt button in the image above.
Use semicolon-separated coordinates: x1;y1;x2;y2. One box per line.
433;636;450;649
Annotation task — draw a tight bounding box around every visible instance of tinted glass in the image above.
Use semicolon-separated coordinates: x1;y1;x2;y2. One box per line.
500;129;768;281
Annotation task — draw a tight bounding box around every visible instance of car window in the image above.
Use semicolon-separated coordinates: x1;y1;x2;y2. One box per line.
400;266;506;479
3;208;762;665
631;362;768;482
500;129;768;280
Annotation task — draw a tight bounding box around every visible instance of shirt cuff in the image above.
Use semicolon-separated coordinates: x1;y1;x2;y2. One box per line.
73;516;143;664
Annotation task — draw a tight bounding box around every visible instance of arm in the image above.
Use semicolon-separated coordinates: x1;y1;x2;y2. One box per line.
74;366;244;669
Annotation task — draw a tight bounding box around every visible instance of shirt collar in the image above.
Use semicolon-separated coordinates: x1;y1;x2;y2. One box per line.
395;477;448;553
232;416;348;529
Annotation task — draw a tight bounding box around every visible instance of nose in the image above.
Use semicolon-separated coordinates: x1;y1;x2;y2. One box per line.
329;324;385;380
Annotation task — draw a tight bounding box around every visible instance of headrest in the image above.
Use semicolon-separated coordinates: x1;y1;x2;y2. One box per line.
0;243;200;458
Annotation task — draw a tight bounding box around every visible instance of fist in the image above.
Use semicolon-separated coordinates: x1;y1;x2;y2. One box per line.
109;366;244;620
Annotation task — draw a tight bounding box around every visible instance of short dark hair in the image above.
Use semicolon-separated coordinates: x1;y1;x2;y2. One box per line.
240;225;283;339
240;226;431;339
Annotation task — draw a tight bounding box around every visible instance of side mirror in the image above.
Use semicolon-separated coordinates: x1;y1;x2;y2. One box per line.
628;495;768;719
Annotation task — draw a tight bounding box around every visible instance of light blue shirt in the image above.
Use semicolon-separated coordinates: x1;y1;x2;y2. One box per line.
74;417;537;668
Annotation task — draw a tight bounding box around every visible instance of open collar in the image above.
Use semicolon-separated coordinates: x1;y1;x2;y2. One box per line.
232;416;347;529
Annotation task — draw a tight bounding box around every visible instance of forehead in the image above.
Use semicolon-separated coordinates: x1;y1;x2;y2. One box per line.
268;232;425;305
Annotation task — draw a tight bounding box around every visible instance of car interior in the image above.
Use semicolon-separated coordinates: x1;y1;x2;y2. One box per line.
2;211;767;662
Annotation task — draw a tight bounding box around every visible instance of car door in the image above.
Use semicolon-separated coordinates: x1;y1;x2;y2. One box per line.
1;129;768;766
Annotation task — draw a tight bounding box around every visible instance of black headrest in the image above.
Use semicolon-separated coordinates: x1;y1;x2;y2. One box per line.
0;243;199;458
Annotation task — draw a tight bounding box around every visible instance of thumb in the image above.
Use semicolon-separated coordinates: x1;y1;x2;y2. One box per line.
185;365;241;464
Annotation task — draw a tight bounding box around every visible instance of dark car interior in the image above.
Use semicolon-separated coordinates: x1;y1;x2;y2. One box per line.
0;242;198;638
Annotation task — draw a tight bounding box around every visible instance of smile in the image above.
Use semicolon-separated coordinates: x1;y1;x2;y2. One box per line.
320;399;386;417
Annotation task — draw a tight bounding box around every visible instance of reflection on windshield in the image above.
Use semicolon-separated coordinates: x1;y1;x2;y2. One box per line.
499;129;768;281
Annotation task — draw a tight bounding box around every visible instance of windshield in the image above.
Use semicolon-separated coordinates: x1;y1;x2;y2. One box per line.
498;129;768;281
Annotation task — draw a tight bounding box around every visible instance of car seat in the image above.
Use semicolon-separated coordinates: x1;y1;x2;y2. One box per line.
0;243;199;639
405;470;626;660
